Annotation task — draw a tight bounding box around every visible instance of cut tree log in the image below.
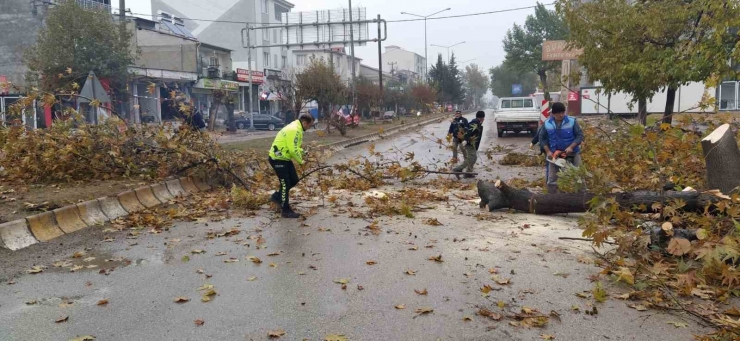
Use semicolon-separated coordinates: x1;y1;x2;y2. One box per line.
701;124;740;195
477;180;718;215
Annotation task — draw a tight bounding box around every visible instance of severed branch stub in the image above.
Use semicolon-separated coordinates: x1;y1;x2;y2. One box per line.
700;123;740;195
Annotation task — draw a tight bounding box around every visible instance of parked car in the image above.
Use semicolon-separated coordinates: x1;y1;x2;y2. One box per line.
383;111;396;120
234;113;285;131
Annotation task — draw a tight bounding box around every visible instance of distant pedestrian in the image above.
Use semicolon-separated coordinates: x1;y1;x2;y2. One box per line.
540;102;584;193
453;111;485;179
447;110;469;161
180;102;206;131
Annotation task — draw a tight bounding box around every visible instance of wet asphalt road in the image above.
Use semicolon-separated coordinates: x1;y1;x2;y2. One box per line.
0;111;706;341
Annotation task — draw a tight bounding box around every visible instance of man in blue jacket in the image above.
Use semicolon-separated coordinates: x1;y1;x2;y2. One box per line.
447;110;468;161
540;102;584;193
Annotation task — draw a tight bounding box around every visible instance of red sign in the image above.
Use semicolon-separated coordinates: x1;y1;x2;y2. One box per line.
236;69;264;84
567;91;579;101
0;75;8;95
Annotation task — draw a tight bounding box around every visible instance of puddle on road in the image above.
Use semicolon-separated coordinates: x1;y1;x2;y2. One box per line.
43;251;154;275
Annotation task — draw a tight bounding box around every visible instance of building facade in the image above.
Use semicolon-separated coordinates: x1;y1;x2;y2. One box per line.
292;47;362;86
382;45;426;84
150;0;294;115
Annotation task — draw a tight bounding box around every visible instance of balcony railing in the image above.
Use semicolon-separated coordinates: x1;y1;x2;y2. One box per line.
50;0;112;13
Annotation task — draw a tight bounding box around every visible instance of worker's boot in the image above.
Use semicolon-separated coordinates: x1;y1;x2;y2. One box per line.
281;206;300;219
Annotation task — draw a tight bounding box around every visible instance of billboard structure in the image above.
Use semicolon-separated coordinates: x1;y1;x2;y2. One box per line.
280;8;370;49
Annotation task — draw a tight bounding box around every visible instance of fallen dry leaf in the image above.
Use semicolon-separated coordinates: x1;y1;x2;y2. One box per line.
408;246;418;251
55;315;69;323
333;278;350;285
667;321;688;328
366;260;377;265
224;258;239;263
247;276;258;282
540;334;555;340
26;300;38;305
198;284;214;291
415;307;434;315
191;249;206;254
27;266;43;274
477;308;503;321
628;303;648;311
96;299;109;306
480;284;496;296
395;304;406;309
174;297;190;303
215;252;228;256
492;276;511;285
268;329;286;338
70;265;84;272
423;218;443;226
69;336;96;341
428;255;443;263
405;270;417;276
194;318;205;326
247;256;262;264
666;238;692;256
463;316;473;321
72;251;86;258
324;334;348;341
414;289;428;296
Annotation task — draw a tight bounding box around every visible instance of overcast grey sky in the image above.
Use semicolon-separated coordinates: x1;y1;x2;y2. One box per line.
117;0;546;73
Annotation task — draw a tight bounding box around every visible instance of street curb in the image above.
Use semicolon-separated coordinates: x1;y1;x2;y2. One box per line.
0;177;202;252
319;114;450;151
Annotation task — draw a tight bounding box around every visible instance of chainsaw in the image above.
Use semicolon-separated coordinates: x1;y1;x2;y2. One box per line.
547;150;575;168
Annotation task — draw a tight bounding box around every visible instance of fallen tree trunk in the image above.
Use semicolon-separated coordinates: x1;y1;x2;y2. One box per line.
478;179;718;215
701;123;740;195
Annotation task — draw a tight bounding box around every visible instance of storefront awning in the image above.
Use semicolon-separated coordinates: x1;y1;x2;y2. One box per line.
193;79;239;92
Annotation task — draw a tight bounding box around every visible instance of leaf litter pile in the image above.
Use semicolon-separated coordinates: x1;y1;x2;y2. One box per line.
3;90;740;340
552;117;740;340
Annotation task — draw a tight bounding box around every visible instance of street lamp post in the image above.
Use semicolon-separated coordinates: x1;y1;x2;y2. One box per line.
400;8;451;83
430;41;465;63
459;58;476;64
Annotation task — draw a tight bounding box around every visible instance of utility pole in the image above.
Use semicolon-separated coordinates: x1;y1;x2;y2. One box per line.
387;62;397;75
118;0;130;122
349;0;357;110
246;23;256;131
377;14;383;113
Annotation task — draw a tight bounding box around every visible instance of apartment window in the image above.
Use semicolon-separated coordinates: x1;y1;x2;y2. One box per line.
264;52;270;67
273;29;278;43
275;5;284;21
720;81;737;110
262;0;268;14
282;56;287;68
274;55;278;69
296;55;306;66
263;28;269;41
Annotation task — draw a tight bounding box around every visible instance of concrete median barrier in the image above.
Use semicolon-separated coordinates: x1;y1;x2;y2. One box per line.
0;219;38;250
192;177;213;191
53;206;88;234
26;211;65;242
76;200;109;226
98;196;128;220
179;177;200;194
165;179;187;197
150;183;174;202
134;186;162;208
118;190;146;213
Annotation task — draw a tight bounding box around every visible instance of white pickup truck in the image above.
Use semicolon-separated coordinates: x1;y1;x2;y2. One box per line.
493;97;541;137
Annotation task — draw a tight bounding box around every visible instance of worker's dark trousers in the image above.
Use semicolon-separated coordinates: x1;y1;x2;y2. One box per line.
269;158;299;209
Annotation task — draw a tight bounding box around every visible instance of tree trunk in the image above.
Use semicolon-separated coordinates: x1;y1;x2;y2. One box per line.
207;105;217;131
538;69;548;93
701;124;740;194
225;102;236;132
662;86;677;125
637;97;647;126
478;180;719;215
